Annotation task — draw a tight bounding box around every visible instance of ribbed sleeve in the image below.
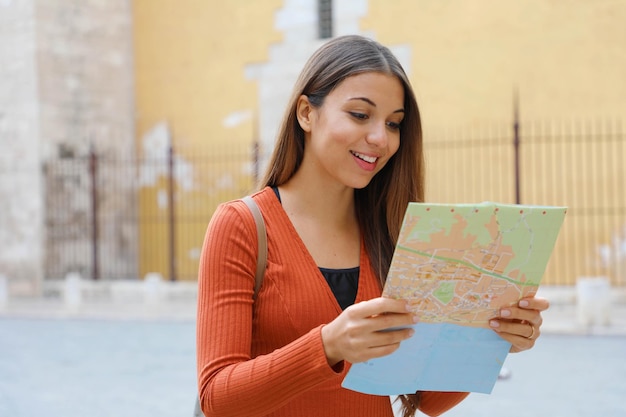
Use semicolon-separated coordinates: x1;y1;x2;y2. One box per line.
196;187;468;417
419;392;470;416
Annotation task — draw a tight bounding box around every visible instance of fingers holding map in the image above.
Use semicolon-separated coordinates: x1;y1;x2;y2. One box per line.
342;202;566;395
385;202;567;327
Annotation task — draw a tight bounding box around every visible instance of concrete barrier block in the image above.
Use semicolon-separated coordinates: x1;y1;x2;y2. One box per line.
576;276;611;327
144;273;164;305
0;274;7;309
64;272;83;310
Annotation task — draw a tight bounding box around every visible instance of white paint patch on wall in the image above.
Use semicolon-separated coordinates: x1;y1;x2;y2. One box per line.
141;122;171;163
215;174;235;190
275;0;318;42
245;0;367;172
246;0;407;175
139;122;194;192
334;0;369;36
157;189;168;210
389;44;412;78
222;109;253;129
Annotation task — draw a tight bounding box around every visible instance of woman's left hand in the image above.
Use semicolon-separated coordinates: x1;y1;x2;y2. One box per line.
489;296;550;353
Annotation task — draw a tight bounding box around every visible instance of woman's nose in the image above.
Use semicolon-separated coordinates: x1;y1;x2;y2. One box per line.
365;123;388;147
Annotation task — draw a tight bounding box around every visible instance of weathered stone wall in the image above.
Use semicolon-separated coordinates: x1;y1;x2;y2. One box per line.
35;0;135;160
36;0;137;281
0;0;43;295
0;0;136;294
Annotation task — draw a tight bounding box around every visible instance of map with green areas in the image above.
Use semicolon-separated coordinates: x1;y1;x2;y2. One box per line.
383;202;567;327
343;201;566;395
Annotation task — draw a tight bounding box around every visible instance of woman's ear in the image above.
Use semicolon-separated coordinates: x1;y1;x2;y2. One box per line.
296;95;313;132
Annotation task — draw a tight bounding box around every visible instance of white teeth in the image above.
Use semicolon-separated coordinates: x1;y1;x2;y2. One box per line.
352;151;377;163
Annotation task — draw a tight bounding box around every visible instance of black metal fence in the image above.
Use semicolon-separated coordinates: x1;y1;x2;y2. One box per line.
44;145;256;282
425;119;625;286
44;120;626;286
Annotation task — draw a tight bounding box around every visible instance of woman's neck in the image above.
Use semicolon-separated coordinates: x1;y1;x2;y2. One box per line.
278;177;361;268
278;174;356;229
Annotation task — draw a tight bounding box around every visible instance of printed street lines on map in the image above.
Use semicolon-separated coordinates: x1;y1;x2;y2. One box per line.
383;201;568;329
343;201;566;395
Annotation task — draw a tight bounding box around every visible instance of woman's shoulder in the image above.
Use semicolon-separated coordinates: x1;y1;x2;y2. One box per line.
242;186;281;218
247;186;276;205
210;187;275;226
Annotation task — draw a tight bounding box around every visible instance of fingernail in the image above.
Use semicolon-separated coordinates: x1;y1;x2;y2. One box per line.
490;320;500;328
500;309;511;317
408;329;415;337
519;300;530;308
412;315;420;323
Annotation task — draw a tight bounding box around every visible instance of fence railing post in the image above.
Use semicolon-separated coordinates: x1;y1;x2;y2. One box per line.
89;146;100;280
252;140;260;186
168;144;177;281
513;91;521;205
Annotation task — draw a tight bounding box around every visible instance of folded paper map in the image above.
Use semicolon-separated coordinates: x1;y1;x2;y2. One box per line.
342;201;567;395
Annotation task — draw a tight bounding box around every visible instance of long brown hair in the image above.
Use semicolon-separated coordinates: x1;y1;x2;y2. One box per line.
259;35;425;416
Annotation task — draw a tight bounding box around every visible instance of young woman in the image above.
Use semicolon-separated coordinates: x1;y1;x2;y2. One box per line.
197;35;549;417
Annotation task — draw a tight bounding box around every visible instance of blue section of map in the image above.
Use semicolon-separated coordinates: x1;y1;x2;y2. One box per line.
342;323;511;395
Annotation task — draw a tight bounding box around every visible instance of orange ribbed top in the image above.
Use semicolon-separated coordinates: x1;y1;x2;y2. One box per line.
197;187;468;416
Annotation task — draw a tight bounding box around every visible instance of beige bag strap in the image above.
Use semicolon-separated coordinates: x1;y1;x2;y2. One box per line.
195;195;268;417
242;195;267;299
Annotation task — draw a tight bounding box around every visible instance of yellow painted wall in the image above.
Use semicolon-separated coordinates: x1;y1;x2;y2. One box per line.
132;1;282;279
130;0;625;284
361;0;626;285
362;0;626;128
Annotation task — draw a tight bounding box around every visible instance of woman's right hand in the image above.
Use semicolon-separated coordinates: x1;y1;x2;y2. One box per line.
320;297;419;366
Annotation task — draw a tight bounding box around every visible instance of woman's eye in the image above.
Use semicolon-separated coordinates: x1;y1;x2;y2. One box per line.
349;112;368;120
387;121;402;130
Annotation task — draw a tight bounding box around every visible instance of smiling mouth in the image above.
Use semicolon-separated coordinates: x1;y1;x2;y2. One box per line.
351;151;378;163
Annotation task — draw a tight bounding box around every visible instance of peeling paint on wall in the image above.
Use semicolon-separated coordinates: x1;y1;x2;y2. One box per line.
222;109;253;129
139;122;195;192
249;0;378;170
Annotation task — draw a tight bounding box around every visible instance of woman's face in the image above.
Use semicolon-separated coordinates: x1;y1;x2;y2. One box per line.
297;71;405;190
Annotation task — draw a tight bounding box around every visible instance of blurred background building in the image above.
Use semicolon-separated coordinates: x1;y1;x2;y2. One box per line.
1;0;624;296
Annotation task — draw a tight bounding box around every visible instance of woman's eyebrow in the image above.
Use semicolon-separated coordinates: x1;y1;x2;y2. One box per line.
349;97;376;106
348;97;405;114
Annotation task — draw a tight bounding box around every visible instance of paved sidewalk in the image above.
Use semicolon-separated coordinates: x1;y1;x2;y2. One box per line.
1;284;625;417
540;300;626;336
536;286;626;336
0;296;197;321
4;299;622;335
1;285;625;335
